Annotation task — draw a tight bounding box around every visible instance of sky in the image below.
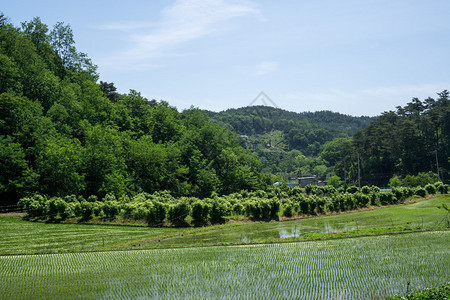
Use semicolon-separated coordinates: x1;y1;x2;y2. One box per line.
3;0;450;116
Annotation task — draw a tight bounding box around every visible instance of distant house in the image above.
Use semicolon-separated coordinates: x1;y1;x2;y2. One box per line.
317;180;327;186
317;175;328;186
298;176;317;188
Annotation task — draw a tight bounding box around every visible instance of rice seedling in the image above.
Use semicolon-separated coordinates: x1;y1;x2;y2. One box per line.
0;231;448;299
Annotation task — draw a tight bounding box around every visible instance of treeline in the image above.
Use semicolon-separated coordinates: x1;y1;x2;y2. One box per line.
0;16;268;205
207;106;372;156
17;181;449;226
321;94;450;185
205;106;372;176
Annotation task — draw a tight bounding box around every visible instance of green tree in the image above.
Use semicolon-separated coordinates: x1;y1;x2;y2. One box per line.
0;136;37;204
83;125;130;197
36;136;85;196
328;175;342;188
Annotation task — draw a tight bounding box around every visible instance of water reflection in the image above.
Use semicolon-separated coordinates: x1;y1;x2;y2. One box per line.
278;229;301;239
277;222;358;239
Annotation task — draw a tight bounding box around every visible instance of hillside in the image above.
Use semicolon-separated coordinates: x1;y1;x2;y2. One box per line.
205;106;372;176
0;16;268;204
206;106;372;139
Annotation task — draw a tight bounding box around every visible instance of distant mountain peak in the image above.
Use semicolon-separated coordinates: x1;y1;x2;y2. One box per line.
248;91;279;108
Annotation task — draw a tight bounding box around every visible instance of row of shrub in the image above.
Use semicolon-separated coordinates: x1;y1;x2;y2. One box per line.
304;182;449;197
17;182;449;226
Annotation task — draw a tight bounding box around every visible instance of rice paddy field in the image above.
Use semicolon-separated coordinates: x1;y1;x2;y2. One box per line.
0;195;449;299
0;195;448;253
0;231;448;299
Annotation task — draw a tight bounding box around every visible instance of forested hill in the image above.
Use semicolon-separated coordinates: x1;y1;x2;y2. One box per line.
207;106;372;136
205;106;372;156
0;15;268;205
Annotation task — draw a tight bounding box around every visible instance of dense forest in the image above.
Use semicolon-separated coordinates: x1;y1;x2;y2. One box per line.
208;96;449;185
348;94;449;185
206;106;372;176
0;15;268;205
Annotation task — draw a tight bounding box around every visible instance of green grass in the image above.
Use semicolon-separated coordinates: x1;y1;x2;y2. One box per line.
138;195;450;249
0;231;448;299
0;214;192;254
0;195;448;253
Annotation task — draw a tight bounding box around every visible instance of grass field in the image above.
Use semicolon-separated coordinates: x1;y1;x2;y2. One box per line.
123;195;450;249
0;215;191;254
0;195;448;253
1;231;448;299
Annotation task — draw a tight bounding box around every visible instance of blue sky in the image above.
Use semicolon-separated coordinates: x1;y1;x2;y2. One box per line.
3;0;450;116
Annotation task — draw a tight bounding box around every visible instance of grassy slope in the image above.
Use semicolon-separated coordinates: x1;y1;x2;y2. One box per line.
0;195;448;254
133;195;450;249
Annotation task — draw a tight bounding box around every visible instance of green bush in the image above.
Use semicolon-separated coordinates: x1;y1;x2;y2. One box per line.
361;186;371;195
245;199;261;219
425;183;437;195
17;197;33;214
331;194;346;211
92;202;103;217
132;206;147;220
402;172;439;187
283;201;293;217
102;193;116;202
47;197;68;220
103;201;119;218
232;202;244;215
288;186;303;197
74;201;94;221
209;199;228;224
121;203;135;219
343;193;356;210
28;200;47;218
379;192;396;205
167;202;190;226
191;201;209;225
354;193;370;207
371;186;381;193
18;195;47;218
314;196;326;214
415;187;427;198
391;187;406;202
298;197;310;214
152;201;167;224
436;183;449;194
87;195;98;202
63;195;78;203
267;198;279;219
346;186;359;194
259;200;272;219
304;184;314;195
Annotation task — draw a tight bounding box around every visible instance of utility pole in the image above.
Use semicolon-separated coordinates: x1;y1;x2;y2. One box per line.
357;153;361;190
343;158;347;186
434;149;440;180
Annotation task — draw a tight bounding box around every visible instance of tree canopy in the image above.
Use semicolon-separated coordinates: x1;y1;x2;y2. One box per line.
0;16;266;205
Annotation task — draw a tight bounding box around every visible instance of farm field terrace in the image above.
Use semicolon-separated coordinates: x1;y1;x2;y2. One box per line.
0;195;448;253
0;231;448;299
147;195;450;248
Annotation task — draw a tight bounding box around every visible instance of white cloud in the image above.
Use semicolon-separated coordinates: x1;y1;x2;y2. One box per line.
254;61;279;75
98;0;260;69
